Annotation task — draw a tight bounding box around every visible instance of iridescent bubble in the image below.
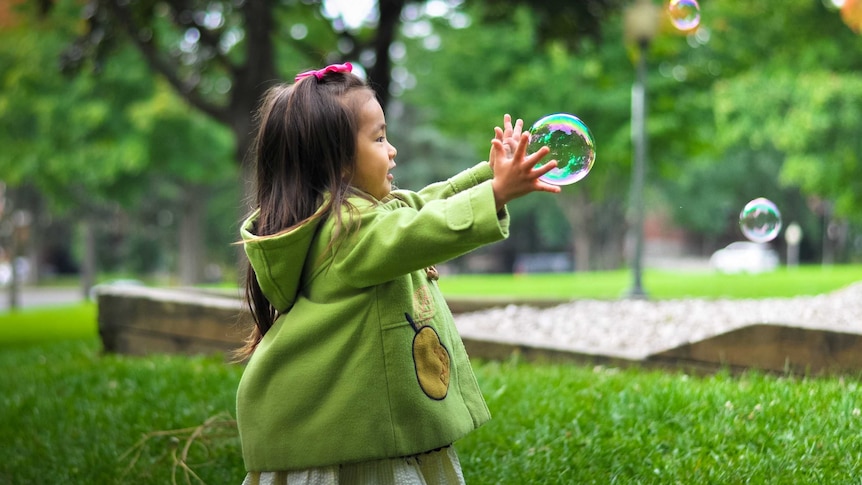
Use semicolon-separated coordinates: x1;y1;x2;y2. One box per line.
668;0;701;31
739;197;782;243
528;113;596;186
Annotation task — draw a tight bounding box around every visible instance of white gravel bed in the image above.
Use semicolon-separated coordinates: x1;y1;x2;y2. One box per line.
453;281;862;361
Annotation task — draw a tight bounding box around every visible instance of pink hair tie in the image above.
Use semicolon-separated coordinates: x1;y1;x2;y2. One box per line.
294;62;353;82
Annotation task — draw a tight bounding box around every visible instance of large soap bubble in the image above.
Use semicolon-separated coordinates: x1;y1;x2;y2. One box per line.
528;113;596;186
739;197;782;243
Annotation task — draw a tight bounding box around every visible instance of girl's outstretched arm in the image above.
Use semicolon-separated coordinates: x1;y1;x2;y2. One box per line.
490;132;560;211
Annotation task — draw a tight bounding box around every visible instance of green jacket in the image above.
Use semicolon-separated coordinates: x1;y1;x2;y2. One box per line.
237;162;509;472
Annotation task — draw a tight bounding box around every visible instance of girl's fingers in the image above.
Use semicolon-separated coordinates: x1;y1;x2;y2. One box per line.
536;182;563;194
513;132;531;160
533;161;562;193
496;128;516;159
490;138;506;156
524;144;549;165
513;118;523;137
532;159;558;176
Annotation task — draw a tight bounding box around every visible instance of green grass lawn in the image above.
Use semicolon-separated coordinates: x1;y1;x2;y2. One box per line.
2;267;862;483
437;264;862;300
0;303;97;342
2;338;862;484
0;339;242;484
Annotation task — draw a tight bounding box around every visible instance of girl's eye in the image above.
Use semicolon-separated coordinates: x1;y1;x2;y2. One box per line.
376;136;386;143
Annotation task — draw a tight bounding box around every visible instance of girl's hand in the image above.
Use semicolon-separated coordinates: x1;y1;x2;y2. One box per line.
490;132;561;211
490;114;523;169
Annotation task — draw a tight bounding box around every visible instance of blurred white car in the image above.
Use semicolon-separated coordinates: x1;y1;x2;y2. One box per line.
0;261;9;287
709;241;779;274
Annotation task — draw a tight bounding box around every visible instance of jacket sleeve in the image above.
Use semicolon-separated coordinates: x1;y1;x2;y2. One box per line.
330;179;509;288
389;162;494;210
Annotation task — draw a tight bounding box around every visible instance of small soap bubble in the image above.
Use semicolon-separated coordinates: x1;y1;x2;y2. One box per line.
668;0;701;31
739;197;782;243
528;113;596;186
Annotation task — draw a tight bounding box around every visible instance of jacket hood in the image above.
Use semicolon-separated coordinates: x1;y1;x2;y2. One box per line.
241;209;324;313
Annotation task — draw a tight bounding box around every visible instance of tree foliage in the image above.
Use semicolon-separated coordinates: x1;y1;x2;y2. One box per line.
714;68;862;224
64;0;415;167
5;0;862;281
0;1;238;283
0;1;152;210
661;0;862;254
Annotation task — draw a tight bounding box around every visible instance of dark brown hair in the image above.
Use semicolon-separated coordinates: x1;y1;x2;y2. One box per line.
235;70;375;361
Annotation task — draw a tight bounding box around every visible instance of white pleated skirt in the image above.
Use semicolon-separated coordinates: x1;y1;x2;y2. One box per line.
241;446;465;485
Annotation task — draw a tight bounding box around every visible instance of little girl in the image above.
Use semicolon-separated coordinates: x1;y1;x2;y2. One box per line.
236;62;560;485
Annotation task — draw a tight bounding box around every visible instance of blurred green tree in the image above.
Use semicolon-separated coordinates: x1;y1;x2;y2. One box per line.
0;1;153;293
61;0;410;190
659;0;862;261
0;1;237;290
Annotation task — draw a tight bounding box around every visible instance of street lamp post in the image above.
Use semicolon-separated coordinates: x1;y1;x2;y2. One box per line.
624;0;660;299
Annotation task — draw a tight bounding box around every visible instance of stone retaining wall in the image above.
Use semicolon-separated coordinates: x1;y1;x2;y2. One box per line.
96;286;862;375
97;286;249;357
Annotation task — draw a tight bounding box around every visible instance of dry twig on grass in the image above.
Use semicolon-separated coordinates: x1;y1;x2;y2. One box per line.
119;412;238;485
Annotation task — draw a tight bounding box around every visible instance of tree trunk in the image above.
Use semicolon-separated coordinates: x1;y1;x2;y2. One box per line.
559;191;593;271
595;198;627;269
6;224;20;311
178;183;206;285
234;129;257;285
370;0;406;108
80;218;96;300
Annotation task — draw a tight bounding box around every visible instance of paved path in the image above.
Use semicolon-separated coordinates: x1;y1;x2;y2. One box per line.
0;286;84;312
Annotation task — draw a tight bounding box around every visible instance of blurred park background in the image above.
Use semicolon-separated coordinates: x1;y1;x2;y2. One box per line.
2;0;862;301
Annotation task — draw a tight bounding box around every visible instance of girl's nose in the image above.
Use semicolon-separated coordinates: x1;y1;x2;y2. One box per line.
389;143;397;160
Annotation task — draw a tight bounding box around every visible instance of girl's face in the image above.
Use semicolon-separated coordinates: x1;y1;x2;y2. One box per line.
353;96;397;200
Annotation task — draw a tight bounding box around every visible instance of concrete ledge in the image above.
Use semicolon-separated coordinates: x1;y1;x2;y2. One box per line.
96;285;249;357
461;336;643;369
96;287;862;375
648;324;862;375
